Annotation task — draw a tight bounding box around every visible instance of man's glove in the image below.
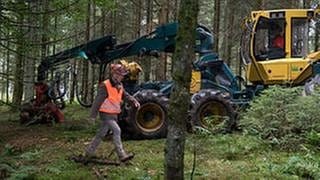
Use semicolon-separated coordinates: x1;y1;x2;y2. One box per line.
132;99;140;109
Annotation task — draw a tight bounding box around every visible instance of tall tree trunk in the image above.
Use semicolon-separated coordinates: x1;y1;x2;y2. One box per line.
88;0;96;103
110;0;117;34
142;0;153;82
226;7;235;66
101;8;106;35
131;0;142;39
69;61;76;104
6;41;10;103
173;0;179;21
24;1;37;101
315;22;319;52
81;0;92;105
164;0;198;179
41;0;49;59
213;0;220;53
221;0;233;65
12;4;25;107
135;0;142;38
52;16;57;54
1;51;5;100
156;0;169;81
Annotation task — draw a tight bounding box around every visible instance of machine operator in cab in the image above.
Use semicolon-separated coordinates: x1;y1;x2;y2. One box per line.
272;25;284;50
268;23;286;59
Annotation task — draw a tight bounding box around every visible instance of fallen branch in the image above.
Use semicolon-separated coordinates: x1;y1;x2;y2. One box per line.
70;155;120;166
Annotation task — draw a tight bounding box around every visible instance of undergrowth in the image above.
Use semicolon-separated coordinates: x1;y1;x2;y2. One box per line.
1;102;320;179
242;86;320;150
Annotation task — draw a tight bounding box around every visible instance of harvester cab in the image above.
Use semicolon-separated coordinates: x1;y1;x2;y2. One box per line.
240;8;320;86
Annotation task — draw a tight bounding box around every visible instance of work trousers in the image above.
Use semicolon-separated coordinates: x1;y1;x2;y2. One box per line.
86;113;126;158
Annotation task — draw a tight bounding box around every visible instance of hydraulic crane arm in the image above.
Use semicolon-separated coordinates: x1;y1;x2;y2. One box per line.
99;23;214;62
37;22;214;81
37;35;116;81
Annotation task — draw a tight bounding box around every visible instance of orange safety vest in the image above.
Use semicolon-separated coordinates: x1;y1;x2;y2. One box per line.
99;80;123;114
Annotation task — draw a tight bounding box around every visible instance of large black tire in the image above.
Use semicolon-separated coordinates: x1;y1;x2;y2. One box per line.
190;89;237;133
125;90;169;139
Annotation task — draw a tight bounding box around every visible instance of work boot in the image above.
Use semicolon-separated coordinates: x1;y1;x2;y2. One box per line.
119;152;134;163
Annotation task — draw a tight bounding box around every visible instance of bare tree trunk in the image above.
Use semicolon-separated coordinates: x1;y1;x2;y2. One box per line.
220;0;233;65
12;7;25;107
24;1;37;101
156;0;169;81
52;16;57;54
164;0;199;179
142;0;153;82
101;8;106;35
69;60;76;104
315;22;320;51
130;0;142;39
1;51;5;100
80;0;92;104
41;0;49;60
88;0;96;103
110;0;117;34
213;0;220;53
6;41;10;103
226;7;235;66
173;0;179;21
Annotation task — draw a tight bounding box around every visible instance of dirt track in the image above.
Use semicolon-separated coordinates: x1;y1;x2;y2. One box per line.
0;119;56;152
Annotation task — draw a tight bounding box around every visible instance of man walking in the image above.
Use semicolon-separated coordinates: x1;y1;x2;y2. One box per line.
85;63;140;162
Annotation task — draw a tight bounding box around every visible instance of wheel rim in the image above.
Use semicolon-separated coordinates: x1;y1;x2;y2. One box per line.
198;101;228;128
136;102;165;133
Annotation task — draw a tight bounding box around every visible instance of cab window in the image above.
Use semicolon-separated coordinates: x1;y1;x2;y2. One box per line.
254;17;286;60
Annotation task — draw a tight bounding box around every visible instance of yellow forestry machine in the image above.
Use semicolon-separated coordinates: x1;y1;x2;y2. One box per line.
187;7;320;132
20;7;320;138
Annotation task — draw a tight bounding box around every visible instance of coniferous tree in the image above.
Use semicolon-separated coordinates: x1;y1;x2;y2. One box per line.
12;1;26;107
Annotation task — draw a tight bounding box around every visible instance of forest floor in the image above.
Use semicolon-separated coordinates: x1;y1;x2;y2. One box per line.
0;104;319;179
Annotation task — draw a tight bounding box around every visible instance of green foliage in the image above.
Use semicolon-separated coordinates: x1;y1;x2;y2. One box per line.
20;150;42;162
0;149;42;179
7;166;37;180
194;114;232;135
242;86;320;150
39;158;93;179
1;101;320;179
0;156;15;179
306;130;320;146
203;115;230;133
281;154;320;179
3;144;16;156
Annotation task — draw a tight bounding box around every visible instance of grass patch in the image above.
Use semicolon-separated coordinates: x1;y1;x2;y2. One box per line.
0;104;320;179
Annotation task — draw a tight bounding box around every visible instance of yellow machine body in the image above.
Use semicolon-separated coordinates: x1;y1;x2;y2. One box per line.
190;70;202;93
243;9;320;85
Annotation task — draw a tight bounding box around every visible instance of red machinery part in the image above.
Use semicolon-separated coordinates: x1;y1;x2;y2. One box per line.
20;82;64;124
